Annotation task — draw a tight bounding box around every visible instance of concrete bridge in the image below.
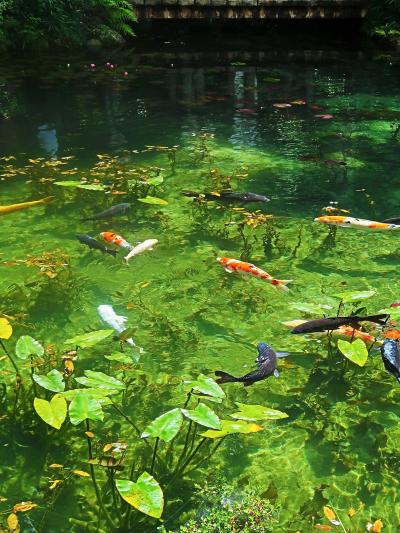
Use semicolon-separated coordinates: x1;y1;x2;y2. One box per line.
133;0;367;20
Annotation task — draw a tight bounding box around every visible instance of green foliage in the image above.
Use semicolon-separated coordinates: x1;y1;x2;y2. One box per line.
68;390;104;425
337;338;369;367
0;0;136;50
33;369;65;392
365;0;400;37
15;335;44;359
34;395;67;429
141;408;183;442
64;329;114;348
116;473;164;519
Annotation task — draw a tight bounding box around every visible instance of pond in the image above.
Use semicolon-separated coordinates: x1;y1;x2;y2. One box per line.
0;36;400;532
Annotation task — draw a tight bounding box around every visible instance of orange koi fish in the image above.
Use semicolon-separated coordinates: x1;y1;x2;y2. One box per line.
0;196;54;216
100;232;133;251
217;257;292;291
315;215;400;231
282;320;381;345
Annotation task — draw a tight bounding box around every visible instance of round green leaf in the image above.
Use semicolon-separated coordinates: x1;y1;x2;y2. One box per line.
181;403;221;429
184;374;225;399
75;370;125;390
15;335;44;359
68;391;104;426
138;196;168;206
201;419;264;439
141;408;182;442
33;369;65;392
334;290;375;303
116;472;164;519
64;329;114;348
337;338;368;367
34;395;67;430
230;403;289;422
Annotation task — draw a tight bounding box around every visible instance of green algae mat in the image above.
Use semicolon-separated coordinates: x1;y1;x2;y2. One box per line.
0;47;400;532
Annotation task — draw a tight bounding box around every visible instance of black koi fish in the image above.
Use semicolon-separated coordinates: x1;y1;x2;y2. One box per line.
383;216;400;224
76;234;117;256
381;339;400;383
291;314;388;334
215;342;279;387
182;191;270;203
81;203;131;221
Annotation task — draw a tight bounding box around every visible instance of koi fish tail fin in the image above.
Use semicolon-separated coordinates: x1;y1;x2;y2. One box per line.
42;196;55;204
365;314;389;325
106;249;118;257
274;279;292;291
215;371;237;384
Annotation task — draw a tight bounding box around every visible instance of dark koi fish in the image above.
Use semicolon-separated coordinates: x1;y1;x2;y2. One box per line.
380;339;400;383
76;234;117;256
382;216;400;224
215;342;279;387
182;191;270;203
81;203;131;221
291;314;388;334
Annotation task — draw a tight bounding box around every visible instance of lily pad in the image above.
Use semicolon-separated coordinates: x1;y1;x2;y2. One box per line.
141;408;182;442
64;329;114;348
68;391;104;425
34;395;67;430
337;338;368;367
230;403;289;422
116;472;164;519
0;317;12;340
201;419;264;439
33;369;65;392
75;370;125;390
181;403;221;429
138;196;168;206
184;374;225;399
15;335;44;359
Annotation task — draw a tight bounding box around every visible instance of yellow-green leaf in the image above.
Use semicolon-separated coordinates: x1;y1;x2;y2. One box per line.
34;395;67;430
0;317;12;340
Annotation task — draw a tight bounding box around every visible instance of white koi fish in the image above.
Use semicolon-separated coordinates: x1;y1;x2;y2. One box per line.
315;215;400;231
97;304;135;346
124;239;158;263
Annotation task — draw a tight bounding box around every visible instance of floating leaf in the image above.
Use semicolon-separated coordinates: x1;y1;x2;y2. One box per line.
370;519;383;532
334;290;375;303
0;317;12;340
75;370;125;391
141;408;182;442
64;329;114;348
181;403;221;429
315;526;332;531
290;302;332;315
15;335;44;359
116;472;164;519
147;176;164;186
138;196;168;206
185;374;225;399
60;388;117;404
54;180;82;187
78;184;106;191
13;501;37;513
201;419;263;439
338;339;368;367
68;391;104;426
230;403;289;422
323;506;336;522
72;470;90;477
7;513;19;532
33;369;65;392
49;464;63;469
104;352;133;363
34;395;67;430
49;480;62;490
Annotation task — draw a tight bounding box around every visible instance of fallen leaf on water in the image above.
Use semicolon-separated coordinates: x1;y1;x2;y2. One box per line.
315;114;334;120
273;103;292;108
103;443;113;453
72;470;90;477
323;507;336;521
49;479;62;490
315;525;332;531
85;431;95;438
368;519;383;532
13;501;37;513
7;513;19;532
49;463;63;469
290;99;306;105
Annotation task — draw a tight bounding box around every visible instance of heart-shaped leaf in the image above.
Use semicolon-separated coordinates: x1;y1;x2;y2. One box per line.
75;370;125;390
141;408;182;442
184;374;225;399
201;419;264;439
181;403;221;429
334;290;375;303
34;395;67;429
0;317;12;340
116;472;164;518
68;391;104;425
33;369;65;392
138;196;168;206
337;338;368;367
15;336;44;360
230;403;289;421
64;329;114;348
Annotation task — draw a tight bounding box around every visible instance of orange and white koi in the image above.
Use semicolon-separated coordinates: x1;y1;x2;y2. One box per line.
100;231;133;250
0;196;54;216
315;215;400;231
217;257;292;291
282;320;381;345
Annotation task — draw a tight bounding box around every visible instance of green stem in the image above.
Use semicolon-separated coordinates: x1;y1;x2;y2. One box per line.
30;355;37;396
165;438;208;493
184;437;226;476
150;437;159;475
0;339;20;377
85;420;116;531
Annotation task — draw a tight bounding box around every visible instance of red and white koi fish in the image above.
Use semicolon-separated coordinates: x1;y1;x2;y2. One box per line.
217;257;292;291
100;231;133;250
315;215;400;231
282;320;381;345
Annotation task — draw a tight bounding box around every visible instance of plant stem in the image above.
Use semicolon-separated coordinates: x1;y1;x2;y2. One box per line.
0;340;20;376
150;437;159;475
85;419;116;531
184;437;226;475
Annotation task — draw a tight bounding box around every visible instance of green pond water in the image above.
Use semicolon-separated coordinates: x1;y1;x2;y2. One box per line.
1;41;400;532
